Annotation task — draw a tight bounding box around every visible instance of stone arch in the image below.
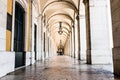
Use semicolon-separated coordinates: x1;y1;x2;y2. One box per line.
42;1;78;14
15;0;27;12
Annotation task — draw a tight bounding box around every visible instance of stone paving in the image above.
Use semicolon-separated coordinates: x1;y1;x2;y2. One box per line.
0;56;120;80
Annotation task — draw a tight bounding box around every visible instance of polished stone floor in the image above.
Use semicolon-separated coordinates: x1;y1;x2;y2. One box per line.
0;56;120;80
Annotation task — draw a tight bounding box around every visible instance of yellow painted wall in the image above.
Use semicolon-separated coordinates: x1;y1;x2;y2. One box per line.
6;30;12;51
6;0;31;51
6;0;13;51
27;0;31;51
7;0;13;15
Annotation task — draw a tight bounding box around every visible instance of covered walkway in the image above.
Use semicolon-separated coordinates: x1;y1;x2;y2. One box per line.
1;0;120;79
0;56;119;80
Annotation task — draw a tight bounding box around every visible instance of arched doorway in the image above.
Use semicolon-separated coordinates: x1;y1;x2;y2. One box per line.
14;2;25;68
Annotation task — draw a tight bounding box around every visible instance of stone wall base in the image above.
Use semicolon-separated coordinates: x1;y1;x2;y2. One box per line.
91;49;112;64
0;51;15;77
112;48;120;76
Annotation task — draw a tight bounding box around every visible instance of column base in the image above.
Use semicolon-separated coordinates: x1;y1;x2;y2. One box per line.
86;49;112;65
91;49;112;64
113;47;120;76
78;51;81;60
74;52;76;58
86;49;92;64
81;50;86;61
26;52;35;66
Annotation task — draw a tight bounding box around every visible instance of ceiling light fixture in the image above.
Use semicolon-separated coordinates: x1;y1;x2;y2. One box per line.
58;22;63;35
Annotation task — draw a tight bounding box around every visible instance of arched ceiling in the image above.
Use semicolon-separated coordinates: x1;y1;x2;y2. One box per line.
39;0;79;48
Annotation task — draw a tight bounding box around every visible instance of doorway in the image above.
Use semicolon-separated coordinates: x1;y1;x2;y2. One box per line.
14;2;25;68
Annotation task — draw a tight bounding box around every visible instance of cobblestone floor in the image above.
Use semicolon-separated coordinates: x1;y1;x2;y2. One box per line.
0;56;120;80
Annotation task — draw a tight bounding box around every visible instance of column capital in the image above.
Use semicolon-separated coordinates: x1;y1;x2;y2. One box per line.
83;0;89;5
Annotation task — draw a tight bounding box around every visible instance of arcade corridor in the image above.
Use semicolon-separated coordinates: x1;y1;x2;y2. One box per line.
1;56;119;80
1;0;120;79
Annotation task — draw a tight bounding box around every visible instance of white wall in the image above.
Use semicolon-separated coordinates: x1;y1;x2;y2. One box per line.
0;52;15;77
0;0;7;51
89;0;112;64
0;0;15;77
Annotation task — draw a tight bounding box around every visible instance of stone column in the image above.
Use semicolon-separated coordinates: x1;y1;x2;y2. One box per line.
41;15;46;60
71;27;74;57
70;32;73;57
38;16;42;60
48;37;49;58
84;0;112;64
45;29;49;58
70;32;72;57
83;0;92;64
44;32;46;59
43;15;46;59
67;36;69;56
76;15;81;60
68;39;69;56
73;27;76;58
67;38;69;56
69;36;71;56
41;16;44;60
111;0;120;75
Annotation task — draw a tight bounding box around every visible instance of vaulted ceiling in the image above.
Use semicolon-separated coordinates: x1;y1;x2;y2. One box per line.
36;0;80;48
